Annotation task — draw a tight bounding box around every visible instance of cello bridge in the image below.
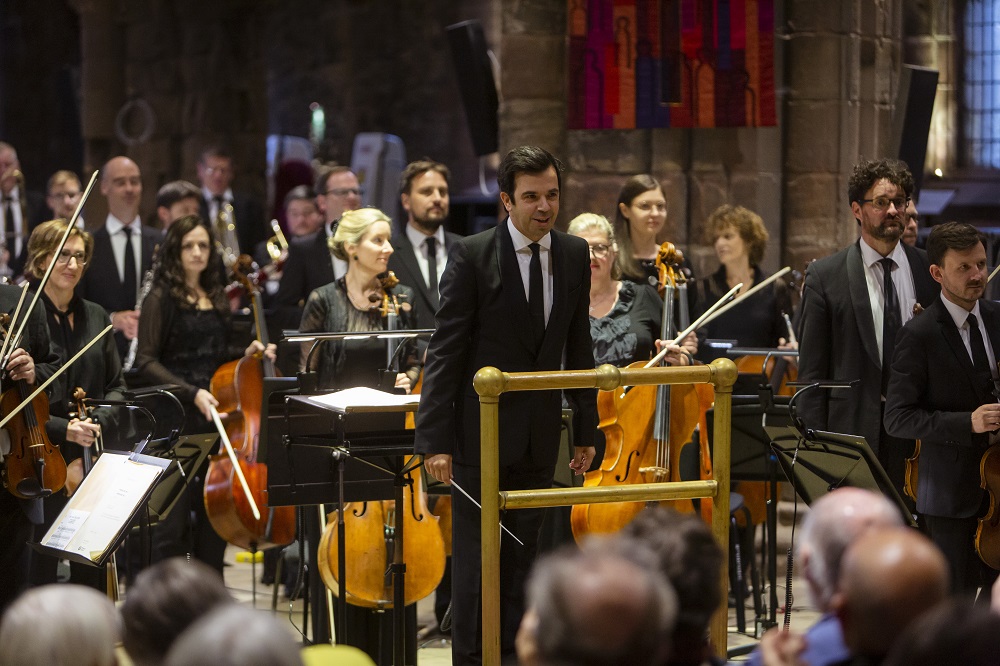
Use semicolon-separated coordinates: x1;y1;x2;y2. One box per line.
639;466;669;479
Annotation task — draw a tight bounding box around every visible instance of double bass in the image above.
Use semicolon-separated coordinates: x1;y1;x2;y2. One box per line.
571;243;707;539
203;258;295;551
315;271;446;608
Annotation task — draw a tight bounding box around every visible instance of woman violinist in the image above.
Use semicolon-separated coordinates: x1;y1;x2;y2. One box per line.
23;220;126;590
133;215;274;572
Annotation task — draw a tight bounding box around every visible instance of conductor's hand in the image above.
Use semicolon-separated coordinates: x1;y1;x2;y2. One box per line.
6;348;35;384
973;403;1000;434
194;388;219;421
569;446;596;475
424;453;452;485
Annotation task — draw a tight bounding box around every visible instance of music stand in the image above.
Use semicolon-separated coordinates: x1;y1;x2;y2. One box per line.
142;433;219;524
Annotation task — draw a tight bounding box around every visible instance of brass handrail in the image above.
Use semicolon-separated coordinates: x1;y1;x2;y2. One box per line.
474;357;737;665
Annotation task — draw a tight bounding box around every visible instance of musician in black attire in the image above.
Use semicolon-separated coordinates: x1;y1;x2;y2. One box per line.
22;220;126;589
0;283;59;611
134;215;273;572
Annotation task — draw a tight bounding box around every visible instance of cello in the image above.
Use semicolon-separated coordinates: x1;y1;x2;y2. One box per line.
571;243;707;539
203;258;295;551
315;271;446;608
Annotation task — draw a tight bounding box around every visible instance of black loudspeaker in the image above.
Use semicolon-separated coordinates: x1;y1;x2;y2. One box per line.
889;65;939;198
446;20;499;156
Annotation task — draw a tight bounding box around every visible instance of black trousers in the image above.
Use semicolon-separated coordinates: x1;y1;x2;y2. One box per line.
150;457;226;572
450;459;554;666
924;511;999;599
0;492;35;613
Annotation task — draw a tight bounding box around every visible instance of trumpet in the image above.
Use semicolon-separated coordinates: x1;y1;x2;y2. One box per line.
265;218;288;263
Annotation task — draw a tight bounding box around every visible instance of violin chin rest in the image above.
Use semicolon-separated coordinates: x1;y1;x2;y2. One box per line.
15;477;46;499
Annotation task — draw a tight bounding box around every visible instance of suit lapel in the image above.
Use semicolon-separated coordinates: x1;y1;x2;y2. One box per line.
496;223;537;354
981;301;1000;387
539;232;567;358
937;299;995;403
396;234;436;310
847;242;882;368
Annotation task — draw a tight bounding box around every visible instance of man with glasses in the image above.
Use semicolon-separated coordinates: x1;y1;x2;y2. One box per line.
273;165;361;325
798;158;938;507
195;145;265;263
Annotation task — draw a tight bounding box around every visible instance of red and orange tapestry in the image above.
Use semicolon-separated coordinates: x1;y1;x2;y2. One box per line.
567;0;776;129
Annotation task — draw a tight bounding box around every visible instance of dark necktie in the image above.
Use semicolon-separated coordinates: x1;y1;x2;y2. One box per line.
967;313;994;394
3;197;14;256
122;225;138;307
425;236;439;309
879;258;901;393
529;242;544;348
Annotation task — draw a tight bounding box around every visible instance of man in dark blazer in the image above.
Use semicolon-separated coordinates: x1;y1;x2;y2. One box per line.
196;146;265;260
0;142;47;277
885;222;1000;597
76;156;160;361
387;159;461;332
797;158;938;506
272;166;361;329
415;146;597;665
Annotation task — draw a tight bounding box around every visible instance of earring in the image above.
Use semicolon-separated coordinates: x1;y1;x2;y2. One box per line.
353;254;359;261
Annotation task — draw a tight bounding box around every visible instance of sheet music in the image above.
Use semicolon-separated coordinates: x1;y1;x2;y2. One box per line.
303;386;420;412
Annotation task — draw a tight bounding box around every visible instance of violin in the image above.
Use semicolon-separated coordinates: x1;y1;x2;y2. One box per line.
316;271;445;608
204;262;295;551
0;313;66;499
571;243;707;540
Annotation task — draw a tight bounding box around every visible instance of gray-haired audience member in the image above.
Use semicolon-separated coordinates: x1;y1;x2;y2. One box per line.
516;540;677;666
0;584;119;666
121;557;234;666
164;604;303;666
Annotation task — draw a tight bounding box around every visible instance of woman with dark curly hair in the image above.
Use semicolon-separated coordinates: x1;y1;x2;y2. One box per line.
134;214;274;571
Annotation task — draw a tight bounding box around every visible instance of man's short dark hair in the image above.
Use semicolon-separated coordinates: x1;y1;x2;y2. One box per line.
156;180;202;210
848;158;914;205
926;221;986;267
399;159;450;196
199;144;233;164
315;165;354;194
496;145;563;197
283;184;317;210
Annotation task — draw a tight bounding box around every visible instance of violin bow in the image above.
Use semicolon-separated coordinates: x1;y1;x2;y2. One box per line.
989;264;1000;284
0;283;29;374
208;405;261;521
698;266;792;327
642;282;744;370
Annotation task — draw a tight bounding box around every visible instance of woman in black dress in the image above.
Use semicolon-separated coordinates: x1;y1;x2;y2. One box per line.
134;215;274;572
25;219;126;589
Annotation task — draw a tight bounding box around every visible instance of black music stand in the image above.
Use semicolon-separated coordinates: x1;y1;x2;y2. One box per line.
142;433;219;524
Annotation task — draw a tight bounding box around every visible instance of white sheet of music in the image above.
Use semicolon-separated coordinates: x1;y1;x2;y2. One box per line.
304;386;420;412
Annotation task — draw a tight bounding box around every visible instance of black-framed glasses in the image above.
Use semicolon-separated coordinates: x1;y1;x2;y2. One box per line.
54;250;86;267
859;196;909;212
588;243;611;259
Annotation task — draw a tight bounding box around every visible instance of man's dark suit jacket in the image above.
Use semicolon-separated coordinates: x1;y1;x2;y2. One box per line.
884;297;1000;518
198;191;266;257
414;223;597;468
386;228;461;331
9;190;46;277
76;222;160;358
797;240;938;453
271;230;334;328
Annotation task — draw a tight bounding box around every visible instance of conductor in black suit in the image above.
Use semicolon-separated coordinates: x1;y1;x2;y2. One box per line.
415;146;597;664
387;160;461;332
196;145;265;263
797;158;938;506
885;222;1000;597
76;156;160;360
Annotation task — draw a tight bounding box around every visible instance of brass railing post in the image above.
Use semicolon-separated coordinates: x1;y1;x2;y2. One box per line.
708;357;736;657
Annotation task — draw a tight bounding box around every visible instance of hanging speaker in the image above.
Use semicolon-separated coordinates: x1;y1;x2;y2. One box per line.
889;65;939;198
446;20;499;156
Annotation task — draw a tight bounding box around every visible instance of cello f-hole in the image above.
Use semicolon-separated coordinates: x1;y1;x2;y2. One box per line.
353;503;368;518
616;450;638;483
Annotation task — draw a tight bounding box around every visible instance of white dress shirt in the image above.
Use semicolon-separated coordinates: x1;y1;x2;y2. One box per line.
507;219;552;325
405;223;446;290
859;239;917;360
105;213;143;296
1;189;24;261
940;297;999;381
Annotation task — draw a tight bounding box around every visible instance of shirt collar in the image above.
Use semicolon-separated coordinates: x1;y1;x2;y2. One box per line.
405;223;445;250
941;293;982;330
106;213;141;234
506;218;551;252
203;187;233;203
859;237;906;269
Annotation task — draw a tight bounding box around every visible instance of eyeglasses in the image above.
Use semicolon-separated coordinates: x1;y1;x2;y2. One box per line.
326;187;362;197
859;196;909;212
55;250;86;267
588;243;611;259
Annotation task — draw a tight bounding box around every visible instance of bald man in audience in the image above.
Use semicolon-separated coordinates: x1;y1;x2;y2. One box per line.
746;488;904;666
516;543;677;666
830;528;949;666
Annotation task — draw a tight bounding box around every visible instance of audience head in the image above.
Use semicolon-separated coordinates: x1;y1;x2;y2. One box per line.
282;185;323;237
25;218;94;281
614;174;667;280
832;527;949;660
901;199;919;247
568;213;621;282
705;204;769;268
400;159;450;234
101;156;143;222
121;557;233;666
0;142;20;195
315;165;361;224
156;180;202;231
517;539;676;666
46;170;83;220
0;584;119;666
497;146;563;243
620;507;723;663
197;145;234;196
164;604;302;666
797;487;904;611
883;599;1000;666
848;158;913;248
